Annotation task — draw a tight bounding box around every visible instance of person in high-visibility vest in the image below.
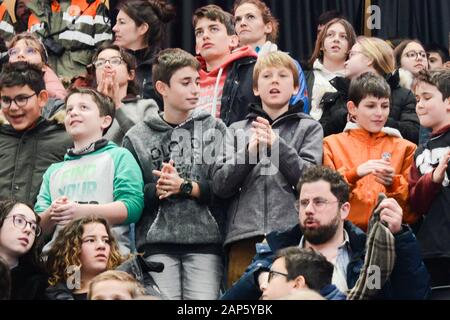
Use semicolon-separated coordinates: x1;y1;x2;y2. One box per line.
27;0;112;82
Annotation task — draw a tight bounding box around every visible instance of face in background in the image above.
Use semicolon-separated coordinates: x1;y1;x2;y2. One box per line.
113;10;148;51
90;280;134;300
8;39;44;66
348;95;390;133
428;52;445;70
79;223;111;278
95;49;134;89
322;22;349;63
234;3;272;48
298;180;348;245
156;66;200;113
345;43;374;79
195;18;239;63
254;66;298;110
64;93;112;141
0;204;37;263
400;42;428;75
415;81;450;132
1;85;47;131
15;0;32;29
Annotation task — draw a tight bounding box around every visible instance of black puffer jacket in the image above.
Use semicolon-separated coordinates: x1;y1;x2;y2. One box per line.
319;70;419;144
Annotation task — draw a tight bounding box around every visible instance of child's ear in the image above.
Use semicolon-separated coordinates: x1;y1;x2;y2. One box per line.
37;90;49;110
253;86;260;97
155;80;167;97
347;100;357;118
101;115;113;131
445;97;450;112
128;69;136;82
229;34;240;51
292;85;300;96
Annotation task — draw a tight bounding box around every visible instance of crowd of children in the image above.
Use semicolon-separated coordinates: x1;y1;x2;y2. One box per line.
0;0;449;300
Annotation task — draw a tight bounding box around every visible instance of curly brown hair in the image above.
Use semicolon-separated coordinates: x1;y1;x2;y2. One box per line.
46;216;124;287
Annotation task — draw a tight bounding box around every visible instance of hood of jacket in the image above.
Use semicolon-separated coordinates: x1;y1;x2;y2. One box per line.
197;45;257;75
245;101;307;124
397;68;414;90
343;121;403;138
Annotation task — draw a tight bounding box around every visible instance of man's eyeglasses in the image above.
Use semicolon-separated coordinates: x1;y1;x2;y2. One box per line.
295;198;340;211
5;214;41;237
404;50;427;60
268;270;288;283
0;93;36;109
93;57;123;69
8;47;39;58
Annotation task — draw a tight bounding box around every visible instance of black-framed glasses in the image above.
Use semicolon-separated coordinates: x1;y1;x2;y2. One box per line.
268;270;288;283
0;93;36;109
5;214;41;237
93;56;123;69
295;198;340;211
404;50;427;60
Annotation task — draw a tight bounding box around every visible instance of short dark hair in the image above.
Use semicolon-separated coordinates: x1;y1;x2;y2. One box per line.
0;61;45;94
193;5;236;36
152;48;200;87
275;247;334;291
117;0;176;48
426;43;450;63
348;72;391;106
64;88;115;134
413;69;450;100
317;10;343;27
297;166;349;204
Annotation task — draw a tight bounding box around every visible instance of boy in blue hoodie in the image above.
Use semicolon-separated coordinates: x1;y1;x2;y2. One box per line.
35;88;144;255
123;48;228;300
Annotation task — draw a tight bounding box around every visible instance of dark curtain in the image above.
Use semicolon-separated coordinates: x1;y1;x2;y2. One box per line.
109;0;449;61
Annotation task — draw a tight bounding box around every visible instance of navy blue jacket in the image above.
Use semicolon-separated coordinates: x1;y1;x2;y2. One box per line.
221;221;430;300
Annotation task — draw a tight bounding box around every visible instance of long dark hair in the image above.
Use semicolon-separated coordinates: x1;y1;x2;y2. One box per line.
117;0;176;48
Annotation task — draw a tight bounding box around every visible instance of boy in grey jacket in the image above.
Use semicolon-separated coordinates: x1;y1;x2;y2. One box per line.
123;48;228;300
212;51;324;287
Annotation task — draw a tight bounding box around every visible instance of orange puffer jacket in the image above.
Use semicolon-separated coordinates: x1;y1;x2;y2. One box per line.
323;123;418;231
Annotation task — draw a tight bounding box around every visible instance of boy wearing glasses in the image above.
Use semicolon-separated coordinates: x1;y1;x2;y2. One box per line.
260;247;343;300
0;61;71;204
35;88;144;256
323;72;417;231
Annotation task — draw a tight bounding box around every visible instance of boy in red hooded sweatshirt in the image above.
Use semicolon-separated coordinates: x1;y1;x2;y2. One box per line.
193;4;260;126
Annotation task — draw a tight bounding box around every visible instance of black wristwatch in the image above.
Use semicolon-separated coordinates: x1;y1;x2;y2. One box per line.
179;179;193;196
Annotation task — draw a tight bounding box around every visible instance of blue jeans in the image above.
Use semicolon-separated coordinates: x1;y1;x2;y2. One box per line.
146;253;223;300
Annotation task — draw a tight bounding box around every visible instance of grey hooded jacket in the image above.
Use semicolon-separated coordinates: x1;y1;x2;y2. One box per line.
123;108;228;252
212;103;323;247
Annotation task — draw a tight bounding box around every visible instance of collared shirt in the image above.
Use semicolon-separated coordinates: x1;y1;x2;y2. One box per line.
299;230;352;293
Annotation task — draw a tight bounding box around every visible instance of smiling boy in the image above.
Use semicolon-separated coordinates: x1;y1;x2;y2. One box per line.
323;72;417;231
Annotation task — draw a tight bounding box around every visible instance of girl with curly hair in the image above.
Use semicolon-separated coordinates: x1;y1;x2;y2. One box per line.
45;216;124;300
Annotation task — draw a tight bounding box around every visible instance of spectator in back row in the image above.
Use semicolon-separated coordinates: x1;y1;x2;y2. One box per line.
319;36;419;144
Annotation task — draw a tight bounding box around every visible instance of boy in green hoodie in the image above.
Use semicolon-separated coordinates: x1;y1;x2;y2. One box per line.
35;88;144;256
123;48;228;300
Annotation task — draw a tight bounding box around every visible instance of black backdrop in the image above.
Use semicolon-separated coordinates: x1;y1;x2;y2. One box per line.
110;0;449;61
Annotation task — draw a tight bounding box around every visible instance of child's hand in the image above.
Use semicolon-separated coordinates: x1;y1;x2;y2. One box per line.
432;150;450;184
49;197;80;225
97;70;121;109
252;117;278;147
248;128;259;156
373;166;395;186
153;161;183;199
357;159;392;178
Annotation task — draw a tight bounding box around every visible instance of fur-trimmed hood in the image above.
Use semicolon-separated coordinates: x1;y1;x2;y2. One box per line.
343;121;403;138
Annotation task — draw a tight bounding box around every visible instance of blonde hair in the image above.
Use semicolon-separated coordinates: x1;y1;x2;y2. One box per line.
88;270;145;300
253;51;299;90
356;36;395;76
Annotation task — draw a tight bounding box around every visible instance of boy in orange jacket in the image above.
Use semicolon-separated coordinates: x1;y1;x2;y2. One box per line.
323;72;417;231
